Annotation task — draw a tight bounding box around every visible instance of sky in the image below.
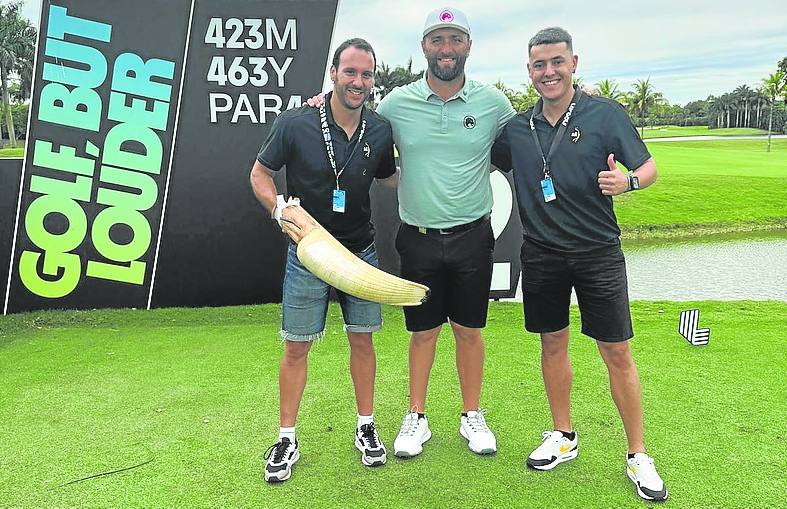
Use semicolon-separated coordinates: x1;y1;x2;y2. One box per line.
18;0;787;106
329;0;787;105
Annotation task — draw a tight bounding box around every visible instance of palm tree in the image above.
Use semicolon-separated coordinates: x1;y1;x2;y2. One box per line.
753;90;767;128
735;85;753;127
730;91;742;127
493;80;539;112
493;79;514;102
595;79;623;102
707;95;721;128
374;58;422;103
761;71;787;152
518;82;540;111
0;1;35;148
373;62;394;104
630;78;657;137
714;93;737;128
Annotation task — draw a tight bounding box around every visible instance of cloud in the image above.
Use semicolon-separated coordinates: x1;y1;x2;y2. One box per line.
20;0;786;105
328;0;787;105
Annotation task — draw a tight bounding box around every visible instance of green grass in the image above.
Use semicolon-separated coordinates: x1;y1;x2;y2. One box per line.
1;302;785;508
0;140;25;158
641;125;768;139
615;139;787;238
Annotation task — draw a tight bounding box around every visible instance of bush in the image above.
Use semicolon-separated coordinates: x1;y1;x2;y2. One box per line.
0;102;28;142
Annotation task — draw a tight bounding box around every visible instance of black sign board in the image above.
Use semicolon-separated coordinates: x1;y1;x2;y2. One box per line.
2;0;523;315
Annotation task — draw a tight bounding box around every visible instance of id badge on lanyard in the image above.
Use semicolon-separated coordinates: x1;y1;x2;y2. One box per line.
541;176;556;202
319;102;366;215
332;189;346;213
530;88;582;204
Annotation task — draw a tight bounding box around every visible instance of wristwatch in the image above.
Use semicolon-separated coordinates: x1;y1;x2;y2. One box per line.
627;171;640;192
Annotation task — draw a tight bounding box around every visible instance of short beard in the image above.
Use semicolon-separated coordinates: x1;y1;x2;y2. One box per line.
334;85;369;110
427;54;467;82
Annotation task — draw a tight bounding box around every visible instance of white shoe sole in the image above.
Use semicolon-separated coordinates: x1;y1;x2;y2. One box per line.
527;449;577;471
355;438;387;467
393;429;432;458
459;426;497;455
265;449;300;483
627;469;669;501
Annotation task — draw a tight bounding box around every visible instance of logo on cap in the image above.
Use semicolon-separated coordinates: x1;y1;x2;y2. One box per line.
440;10;454;22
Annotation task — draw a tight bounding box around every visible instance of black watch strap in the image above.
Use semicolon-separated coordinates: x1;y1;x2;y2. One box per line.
627;172;640;191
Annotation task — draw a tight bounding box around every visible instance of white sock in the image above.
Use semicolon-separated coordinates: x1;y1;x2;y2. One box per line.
357;414;374;428
279;426;296;442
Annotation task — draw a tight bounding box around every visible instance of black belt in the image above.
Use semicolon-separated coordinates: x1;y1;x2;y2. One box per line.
405;214;490;235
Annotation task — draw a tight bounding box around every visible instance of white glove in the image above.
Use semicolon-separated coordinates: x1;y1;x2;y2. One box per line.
272;195;300;227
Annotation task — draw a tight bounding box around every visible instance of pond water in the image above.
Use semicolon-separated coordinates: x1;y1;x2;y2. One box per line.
508;231;787;302
622;231;787;301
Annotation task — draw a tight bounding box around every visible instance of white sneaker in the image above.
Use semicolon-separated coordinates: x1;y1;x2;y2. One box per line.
263;437;300;483
627;453;669;501
393;412;431;457
526;430;578;470
355;422;387;467
459;410;497;454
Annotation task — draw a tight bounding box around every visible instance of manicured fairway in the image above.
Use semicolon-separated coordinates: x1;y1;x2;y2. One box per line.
615;138;787;238
641;125;767;139
1;302;784;508
0;146;24;158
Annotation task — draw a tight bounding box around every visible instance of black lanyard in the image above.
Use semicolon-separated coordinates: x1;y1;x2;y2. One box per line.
529;87;582;179
319;103;366;190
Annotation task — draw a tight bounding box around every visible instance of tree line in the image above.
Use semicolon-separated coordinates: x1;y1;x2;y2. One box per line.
494;59;787;150
2;3;785;152
371;57;787;151
0;1;34;149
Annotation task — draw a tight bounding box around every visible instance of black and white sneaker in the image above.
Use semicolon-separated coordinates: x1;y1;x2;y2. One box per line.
627;453;669;501
264;437;300;483
527;430;578;470
355;423;387;467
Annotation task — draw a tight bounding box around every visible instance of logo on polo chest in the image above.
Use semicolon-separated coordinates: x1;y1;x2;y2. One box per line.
571;126;581;143
463;115;476;129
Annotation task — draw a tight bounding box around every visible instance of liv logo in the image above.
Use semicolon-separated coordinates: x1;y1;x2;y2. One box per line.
440;10;454;22
679;309;710;346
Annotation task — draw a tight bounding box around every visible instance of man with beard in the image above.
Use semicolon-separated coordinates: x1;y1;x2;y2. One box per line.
491;27;668;501
250;38;397;482
374;7;516;458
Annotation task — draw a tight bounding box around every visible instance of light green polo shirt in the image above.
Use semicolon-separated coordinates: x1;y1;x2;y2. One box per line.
376;77;515;229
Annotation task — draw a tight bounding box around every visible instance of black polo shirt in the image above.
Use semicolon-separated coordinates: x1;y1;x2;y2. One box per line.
492;91;650;254
257;92;396;252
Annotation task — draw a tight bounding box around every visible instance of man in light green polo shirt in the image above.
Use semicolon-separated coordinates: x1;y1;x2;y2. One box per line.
375;6;516;458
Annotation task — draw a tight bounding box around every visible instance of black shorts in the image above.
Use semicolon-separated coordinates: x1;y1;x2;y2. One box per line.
395;217;494;332
520;239;633;342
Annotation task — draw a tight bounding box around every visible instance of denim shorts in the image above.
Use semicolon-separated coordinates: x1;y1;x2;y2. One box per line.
280;242;383;342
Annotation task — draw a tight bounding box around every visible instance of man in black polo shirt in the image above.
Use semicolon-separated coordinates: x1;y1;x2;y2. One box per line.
492;27;668;502
249;38;397;483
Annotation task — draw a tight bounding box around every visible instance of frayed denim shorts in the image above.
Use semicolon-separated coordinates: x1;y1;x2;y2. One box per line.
280;242;383;342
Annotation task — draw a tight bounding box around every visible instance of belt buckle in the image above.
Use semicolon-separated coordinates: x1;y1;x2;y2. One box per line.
418;226;427;234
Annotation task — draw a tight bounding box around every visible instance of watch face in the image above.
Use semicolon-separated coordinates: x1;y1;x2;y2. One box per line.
631;175;640;189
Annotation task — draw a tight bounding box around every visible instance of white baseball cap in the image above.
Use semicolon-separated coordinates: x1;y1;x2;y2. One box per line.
422;7;471;37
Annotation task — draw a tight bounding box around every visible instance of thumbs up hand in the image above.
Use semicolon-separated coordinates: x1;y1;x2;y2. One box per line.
597;154;628;196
